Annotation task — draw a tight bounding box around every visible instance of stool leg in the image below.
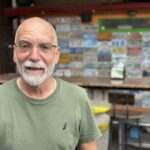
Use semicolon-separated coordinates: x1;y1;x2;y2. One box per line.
119;120;126;150
136;120;142;150
124;123;128;150
108;116;113;150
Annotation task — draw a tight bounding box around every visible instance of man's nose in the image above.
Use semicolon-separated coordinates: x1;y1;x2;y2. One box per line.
28;46;41;61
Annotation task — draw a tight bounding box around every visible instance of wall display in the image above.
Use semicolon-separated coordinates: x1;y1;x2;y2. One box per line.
69;24;98;48
50;16;99;77
34;16;150;78
30;16;150;78
83;48;97;68
111;39;127;64
126;32;143;78
111;65;124;79
126;56;143;78
53;16;150;78
99;18;150;32
97;42;111;78
142;32;150;77
111;33;127;77
98;32;112;41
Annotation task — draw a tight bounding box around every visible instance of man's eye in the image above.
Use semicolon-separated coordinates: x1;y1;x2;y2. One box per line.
21;44;31;48
42;46;49;49
40;45;50;50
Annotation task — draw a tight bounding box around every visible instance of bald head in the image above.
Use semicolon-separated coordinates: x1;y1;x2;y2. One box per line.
15;17;58;46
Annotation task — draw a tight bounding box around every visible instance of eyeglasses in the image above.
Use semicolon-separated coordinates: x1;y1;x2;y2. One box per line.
14;41;58;54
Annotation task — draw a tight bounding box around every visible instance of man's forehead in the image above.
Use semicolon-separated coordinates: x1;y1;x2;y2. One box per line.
17;24;53;41
19;22;52;34
15;17;57;45
20;17;51;28
17;18;53;36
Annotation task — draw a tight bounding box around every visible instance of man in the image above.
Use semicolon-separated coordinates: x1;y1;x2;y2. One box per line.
0;17;101;150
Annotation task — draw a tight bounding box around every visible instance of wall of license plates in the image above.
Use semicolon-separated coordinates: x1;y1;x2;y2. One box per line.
47;17;150;79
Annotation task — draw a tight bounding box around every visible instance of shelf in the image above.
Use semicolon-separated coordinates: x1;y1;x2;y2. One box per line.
4;2;150;16
0;74;150;90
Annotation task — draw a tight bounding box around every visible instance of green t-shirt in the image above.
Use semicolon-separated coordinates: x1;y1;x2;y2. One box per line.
0;78;101;150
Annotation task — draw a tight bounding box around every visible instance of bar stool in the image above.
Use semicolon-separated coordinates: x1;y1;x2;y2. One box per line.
107;92;144;150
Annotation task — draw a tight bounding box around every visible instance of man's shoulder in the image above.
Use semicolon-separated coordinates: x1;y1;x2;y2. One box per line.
58;78;84;92
58;78;88;100
0;79;16;97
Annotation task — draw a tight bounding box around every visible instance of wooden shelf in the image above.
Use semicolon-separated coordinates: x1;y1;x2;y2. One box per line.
4;2;150;16
0;74;150;91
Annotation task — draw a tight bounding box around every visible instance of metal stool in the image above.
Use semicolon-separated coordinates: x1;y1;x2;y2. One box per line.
107;92;144;150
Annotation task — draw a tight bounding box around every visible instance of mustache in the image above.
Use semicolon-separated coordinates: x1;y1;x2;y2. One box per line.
23;60;46;69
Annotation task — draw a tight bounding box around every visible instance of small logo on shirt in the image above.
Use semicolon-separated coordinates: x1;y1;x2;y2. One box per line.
62;122;67;130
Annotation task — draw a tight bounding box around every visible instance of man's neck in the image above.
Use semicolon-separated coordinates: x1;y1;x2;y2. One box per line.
17;77;56;99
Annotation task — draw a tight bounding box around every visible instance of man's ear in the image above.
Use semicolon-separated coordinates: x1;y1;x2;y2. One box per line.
55;47;60;64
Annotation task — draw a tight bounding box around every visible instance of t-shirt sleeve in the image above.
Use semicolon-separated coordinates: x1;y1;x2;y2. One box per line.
78;90;102;143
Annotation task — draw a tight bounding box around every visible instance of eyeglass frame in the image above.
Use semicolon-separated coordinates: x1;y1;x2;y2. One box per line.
14;40;59;54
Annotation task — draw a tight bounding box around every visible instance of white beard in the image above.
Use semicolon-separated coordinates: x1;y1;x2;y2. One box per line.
15;58;56;86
